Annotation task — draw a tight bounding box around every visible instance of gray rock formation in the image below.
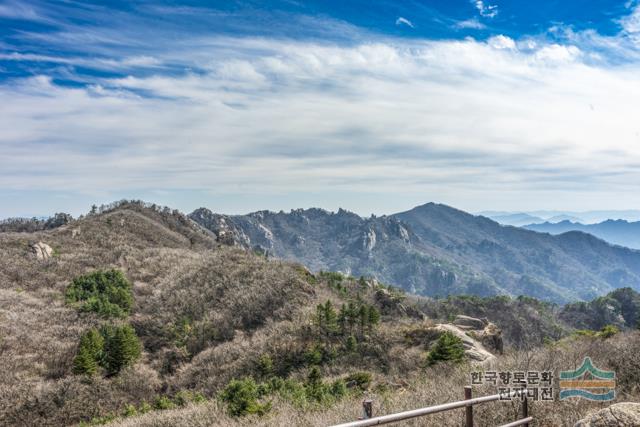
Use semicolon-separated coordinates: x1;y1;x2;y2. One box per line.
30;242;53;261
406;315;503;364
190;203;640;303
453;315;486;330
574;403;640;427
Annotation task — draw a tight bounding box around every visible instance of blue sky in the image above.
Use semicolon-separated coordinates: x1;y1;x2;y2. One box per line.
2;1;640;217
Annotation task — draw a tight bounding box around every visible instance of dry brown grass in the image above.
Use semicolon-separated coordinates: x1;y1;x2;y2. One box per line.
0;203;638;427
108;332;640;427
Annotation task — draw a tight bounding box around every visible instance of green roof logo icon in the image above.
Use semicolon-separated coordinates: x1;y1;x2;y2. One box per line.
559;357;615;401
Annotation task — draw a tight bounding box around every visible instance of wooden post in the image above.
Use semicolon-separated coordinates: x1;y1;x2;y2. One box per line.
522;394;529;427
362;399;373;419
464;386;473;427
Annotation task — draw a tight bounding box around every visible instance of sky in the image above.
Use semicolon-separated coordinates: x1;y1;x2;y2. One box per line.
2;1;640;218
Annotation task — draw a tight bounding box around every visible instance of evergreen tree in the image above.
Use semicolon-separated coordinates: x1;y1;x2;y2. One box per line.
65;269;133;318
345;302;357;334
323;300;337;334
426;331;465;366
315;303;325;331
368;306;380;330
358;305;368;335
358;276;367;288
307;366;322;387
220;377;270;417
73;328;104;375
345;335;357;352
73;344;99;375
338;304;347;335
102;324;142;375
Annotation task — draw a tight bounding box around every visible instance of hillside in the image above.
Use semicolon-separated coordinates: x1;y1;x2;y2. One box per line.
525;219;640;250
190;203;640;303
1;200;640;426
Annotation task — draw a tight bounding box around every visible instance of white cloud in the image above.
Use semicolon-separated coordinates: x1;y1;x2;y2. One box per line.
488;35;516;50
620;3;640;47
473;0;498;18
621;3;640;33
534;44;582;63
0;1;43;21
454;18;487;30
395;17;414;28
2;35;640;214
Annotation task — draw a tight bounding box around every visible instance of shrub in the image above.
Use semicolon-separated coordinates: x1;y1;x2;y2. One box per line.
219;378;271;417
173;390;207;406
72;324;142;377
426;331;465;366
598;324;619;338
345;335;357;352
330;379;347;398
66;270;133;318
257;354;274;378
345;371;372;391
102;324;142;376
153;395;176;410
122;404;138;417
304;346;323;366
73;329;104;375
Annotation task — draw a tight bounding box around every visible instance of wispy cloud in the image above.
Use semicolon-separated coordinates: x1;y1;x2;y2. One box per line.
453;17;486;30
2;35;640;213
473;0;498;19
3;2;640;215
620;2;640;45
395;17;414;28
0;0;44;22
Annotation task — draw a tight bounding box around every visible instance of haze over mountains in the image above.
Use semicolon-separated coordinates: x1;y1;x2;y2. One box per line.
190;202;640;304
483;210;640;226
524;220;640;250
480;210;640;250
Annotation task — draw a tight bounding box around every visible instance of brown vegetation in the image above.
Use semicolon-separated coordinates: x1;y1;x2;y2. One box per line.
0;200;638;427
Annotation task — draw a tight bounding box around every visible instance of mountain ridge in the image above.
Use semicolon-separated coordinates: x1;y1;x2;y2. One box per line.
525;219;640;250
189;202;640;304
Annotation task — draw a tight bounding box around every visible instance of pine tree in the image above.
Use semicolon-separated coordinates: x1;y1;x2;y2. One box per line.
368;306;380;330
426;331;465;366
345;335;357;352
358;305;368;335
102;324;142;375
346;302;356;334
73;344;99;375
307;366;322;387
73;328;104;375
338;304;347;335
358;276;367;288
323;301;337;334
315;303;325;332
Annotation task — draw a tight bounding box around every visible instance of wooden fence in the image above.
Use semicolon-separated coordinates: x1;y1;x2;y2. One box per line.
330;387;532;427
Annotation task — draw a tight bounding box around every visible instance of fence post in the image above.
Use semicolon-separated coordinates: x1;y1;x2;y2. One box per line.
522;395;529;427
464;386;473;427
362;399;373;419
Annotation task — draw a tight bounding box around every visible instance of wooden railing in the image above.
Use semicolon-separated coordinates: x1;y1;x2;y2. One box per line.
330;387;532;427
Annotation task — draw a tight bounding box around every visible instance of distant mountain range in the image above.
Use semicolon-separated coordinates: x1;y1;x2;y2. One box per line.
525;220;640;250
482;210;640;226
190;202;640;303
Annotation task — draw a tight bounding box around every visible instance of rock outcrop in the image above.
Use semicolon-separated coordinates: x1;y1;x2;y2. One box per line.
574;403;640;427
30;242;53;261
453;315;486;330
405;315;503;363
